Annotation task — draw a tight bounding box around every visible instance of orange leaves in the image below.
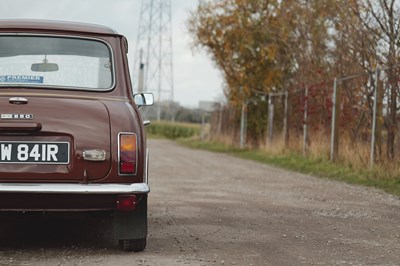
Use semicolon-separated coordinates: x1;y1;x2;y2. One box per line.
187;0;283;109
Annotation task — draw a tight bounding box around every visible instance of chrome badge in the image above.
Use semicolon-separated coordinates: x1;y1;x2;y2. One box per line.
1;114;33;120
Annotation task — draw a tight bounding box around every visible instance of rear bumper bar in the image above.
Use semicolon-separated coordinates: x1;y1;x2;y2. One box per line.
0;183;150;194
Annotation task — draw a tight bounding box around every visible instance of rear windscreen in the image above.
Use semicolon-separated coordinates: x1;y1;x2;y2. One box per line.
0;35;113;90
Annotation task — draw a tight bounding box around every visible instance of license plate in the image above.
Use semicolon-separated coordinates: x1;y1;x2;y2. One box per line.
0;141;70;164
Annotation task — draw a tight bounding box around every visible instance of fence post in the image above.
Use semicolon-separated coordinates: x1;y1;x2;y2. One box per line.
303;87;309;156
217;103;223;135
370;68;379;168
268;95;274;144
283;91;289;148
330;78;338;161
240;100;247;149
201;112;206;141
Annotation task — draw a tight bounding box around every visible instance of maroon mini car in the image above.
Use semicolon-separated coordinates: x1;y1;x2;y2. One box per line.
0;20;153;251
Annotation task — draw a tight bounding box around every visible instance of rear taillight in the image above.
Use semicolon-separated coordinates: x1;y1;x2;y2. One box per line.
116;195;137;211
118;133;137;175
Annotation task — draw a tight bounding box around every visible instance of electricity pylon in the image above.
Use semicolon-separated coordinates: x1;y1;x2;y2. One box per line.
133;0;174;121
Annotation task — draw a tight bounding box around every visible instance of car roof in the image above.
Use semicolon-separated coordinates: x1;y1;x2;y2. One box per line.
0;19;120;36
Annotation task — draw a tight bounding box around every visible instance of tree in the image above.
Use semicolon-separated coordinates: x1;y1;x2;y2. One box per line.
188;0;282;99
188;0;396;153
351;0;400;159
332;2;380;145
187;0;283;143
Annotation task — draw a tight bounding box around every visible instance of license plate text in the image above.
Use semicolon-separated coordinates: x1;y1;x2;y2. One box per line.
0;142;69;164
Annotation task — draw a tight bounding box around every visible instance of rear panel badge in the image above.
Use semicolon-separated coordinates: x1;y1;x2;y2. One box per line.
1;114;33;120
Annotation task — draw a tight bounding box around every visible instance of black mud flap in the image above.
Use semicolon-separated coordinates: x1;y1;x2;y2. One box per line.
113;195;148;240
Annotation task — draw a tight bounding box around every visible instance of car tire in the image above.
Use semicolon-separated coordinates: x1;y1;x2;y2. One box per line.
119;237;147;252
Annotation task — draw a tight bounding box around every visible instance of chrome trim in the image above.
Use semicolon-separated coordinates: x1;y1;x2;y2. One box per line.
0;182;149;194
9;97;28;104
117;132;138;176
83;149;106;161
144;148;149;184
0;92;127;102
0;33;116;92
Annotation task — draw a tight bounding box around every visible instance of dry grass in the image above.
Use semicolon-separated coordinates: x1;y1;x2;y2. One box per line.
214;130;400;181
261;136;292;155
209;133;238;147
339;138;370;168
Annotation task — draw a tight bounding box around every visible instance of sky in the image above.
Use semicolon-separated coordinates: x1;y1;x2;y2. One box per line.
1;0;224;108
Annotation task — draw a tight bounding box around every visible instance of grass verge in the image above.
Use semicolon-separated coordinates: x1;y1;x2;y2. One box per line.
177;138;400;197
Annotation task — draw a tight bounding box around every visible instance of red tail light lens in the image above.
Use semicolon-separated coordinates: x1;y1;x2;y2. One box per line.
119;133;137;175
116;195;137;211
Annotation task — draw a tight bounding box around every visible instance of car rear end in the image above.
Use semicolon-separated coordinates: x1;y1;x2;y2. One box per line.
0;21;150;251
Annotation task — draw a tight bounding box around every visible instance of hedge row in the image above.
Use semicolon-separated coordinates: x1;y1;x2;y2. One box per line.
146;121;201;139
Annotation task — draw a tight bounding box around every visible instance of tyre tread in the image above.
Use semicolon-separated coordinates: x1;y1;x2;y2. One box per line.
119;238;147;252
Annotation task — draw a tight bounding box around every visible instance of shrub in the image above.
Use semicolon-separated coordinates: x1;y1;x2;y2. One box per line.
146;121;201;139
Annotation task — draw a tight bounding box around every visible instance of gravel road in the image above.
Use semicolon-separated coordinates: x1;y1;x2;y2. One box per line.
0;139;399;265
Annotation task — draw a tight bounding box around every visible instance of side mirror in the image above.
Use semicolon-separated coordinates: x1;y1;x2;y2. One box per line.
134;93;154;107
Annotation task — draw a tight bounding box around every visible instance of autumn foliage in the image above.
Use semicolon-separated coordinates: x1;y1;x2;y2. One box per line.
188;0;400;159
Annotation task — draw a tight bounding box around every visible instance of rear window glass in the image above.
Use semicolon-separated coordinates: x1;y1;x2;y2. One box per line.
0;35;113;90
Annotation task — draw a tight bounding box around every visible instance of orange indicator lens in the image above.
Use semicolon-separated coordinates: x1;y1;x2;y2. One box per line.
119;134;137;175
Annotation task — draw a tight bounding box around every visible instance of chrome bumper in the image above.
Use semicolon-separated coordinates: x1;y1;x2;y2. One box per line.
0;183;150;194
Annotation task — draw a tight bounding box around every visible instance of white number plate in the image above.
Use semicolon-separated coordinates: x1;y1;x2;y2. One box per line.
0;142;70;164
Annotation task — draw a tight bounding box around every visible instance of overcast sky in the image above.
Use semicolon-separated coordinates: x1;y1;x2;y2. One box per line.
2;0;224;108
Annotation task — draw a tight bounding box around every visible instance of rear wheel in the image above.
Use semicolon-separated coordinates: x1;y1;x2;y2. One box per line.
119;237;147;252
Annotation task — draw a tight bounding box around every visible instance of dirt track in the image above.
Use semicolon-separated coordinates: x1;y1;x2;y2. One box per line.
0;139;399;265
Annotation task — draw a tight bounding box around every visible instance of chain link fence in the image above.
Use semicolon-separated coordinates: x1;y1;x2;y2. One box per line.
209;67;399;167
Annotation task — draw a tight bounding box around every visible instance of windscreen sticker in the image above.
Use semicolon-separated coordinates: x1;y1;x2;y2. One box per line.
0;75;44;84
